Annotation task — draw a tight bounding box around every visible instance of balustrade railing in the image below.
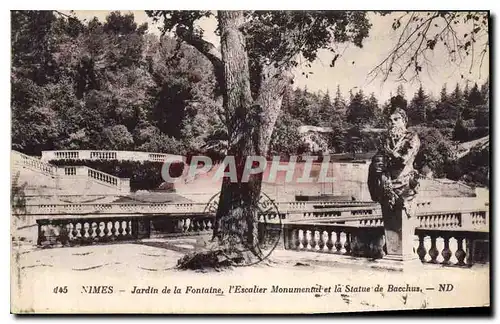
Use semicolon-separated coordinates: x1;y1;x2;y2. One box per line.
12;151;57;176
36;216;151;246
64;166;76;176
282;222;488;267
150;213;215;237
54;151;80;159
24;201;488;234
41;150;183;163
34;204;489;268
87;168;120;187
148;153;168;162
24;200;377;216
415;228;489;266
292;206;379;221
60;165;126;190
342;209;488;231
283;223;385;258
36;213;216;246
90;151;117;160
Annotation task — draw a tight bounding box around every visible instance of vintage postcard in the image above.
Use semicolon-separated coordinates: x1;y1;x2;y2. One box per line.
10;10;490;314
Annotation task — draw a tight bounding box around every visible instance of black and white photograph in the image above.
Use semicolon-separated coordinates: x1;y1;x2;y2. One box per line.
10;9;490;314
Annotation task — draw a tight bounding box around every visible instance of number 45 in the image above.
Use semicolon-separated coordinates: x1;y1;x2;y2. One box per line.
53;286;68;294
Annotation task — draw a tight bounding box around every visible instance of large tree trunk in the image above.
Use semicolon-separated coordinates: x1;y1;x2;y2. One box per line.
212;11;262;256
179;12;292;267
212;12;294;256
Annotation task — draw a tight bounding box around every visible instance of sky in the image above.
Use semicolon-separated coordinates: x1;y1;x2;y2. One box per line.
70;10;490;103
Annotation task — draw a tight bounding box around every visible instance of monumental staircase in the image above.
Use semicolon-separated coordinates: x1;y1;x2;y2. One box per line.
11;150;130;195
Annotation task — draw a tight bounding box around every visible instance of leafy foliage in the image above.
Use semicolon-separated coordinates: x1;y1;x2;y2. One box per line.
11;11;220;156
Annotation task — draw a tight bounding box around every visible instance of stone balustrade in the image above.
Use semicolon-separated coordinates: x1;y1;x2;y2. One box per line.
25;200;377;216
417;210;488;231
13;151;57;176
415;228;489;266
36;213;216;246
36;216;151;246
340;209;488;231
277;200;377;211
87;168;119;187
289;206;379;221
34;203;489;268
150;213;215;238
41;150;184;163
283;222;489;267
283;223;385;258
285;206;488;231
62;166;122;187
24;200;487;234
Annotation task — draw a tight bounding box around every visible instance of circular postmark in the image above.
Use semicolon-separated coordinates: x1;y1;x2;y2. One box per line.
203;191;283;267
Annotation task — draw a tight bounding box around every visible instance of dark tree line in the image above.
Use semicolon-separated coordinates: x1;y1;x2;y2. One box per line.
271;80;489;186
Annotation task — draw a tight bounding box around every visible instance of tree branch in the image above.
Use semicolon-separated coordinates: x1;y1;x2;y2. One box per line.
175;26;224;88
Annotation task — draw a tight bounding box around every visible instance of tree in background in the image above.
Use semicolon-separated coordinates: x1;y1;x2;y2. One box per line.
317;90;334;127
333;85;347;118
407;86;431;126
347;90;375;126
269;111;302;158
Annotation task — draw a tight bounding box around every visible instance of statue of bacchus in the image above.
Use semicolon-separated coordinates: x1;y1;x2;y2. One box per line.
368;106;421;261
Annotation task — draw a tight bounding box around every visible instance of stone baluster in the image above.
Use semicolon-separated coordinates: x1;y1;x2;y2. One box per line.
344;233;351;255
287;229;296;249
110;221;117;239
95;222;102;239
294;229;301;250
441;236;452;265
416;234;426;262
103;221;110;240
466;238;474;267
310;230;317;250
428;236;439;263
191;218;199;232
301;230;309;250
455;237;466;266
88;222;95;239
317;230;325;251
334;231;342;252
72;223;79;241
326;231;334;252
118;221;124;236
78;222;86;242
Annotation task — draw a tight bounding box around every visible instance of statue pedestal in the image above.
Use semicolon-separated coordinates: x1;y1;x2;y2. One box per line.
380;204;421;270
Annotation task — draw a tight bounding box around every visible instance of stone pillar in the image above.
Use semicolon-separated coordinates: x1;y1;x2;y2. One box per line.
381;203;418;262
